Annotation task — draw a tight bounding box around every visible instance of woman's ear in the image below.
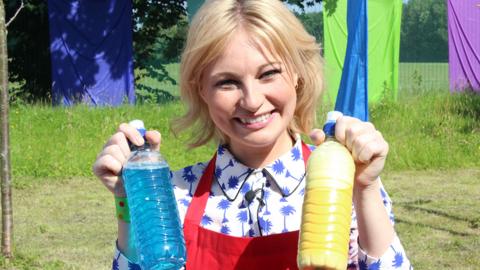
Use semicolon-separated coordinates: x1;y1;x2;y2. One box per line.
293;73;300;89
199;83;208;102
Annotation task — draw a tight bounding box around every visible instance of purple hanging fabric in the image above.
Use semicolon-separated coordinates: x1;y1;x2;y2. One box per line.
447;0;480;93
48;0;135;106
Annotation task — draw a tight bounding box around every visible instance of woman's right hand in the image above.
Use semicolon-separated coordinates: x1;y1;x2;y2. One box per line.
92;123;161;197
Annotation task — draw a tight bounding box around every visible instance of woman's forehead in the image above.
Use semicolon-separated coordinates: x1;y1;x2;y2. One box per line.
217;29;284;66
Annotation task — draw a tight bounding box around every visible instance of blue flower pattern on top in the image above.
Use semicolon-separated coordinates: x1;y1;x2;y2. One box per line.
112;139;412;270
181;165;197;197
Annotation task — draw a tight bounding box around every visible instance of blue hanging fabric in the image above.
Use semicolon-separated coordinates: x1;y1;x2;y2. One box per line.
334;0;369;121
48;0;135;106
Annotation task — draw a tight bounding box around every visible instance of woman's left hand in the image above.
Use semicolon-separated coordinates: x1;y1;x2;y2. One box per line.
309;116;389;188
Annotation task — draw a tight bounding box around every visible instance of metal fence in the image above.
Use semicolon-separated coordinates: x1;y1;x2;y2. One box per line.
398;0;449;92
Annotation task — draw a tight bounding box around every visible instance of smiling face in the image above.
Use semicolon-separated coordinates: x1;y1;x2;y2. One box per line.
200;28;298;162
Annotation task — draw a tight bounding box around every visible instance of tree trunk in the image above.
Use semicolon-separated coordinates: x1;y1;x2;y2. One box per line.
0;0;13;258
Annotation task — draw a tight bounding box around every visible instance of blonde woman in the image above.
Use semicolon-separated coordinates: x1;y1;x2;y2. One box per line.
93;0;412;269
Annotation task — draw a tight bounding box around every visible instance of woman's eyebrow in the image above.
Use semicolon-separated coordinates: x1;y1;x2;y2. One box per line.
258;62;281;70
209;62;282;79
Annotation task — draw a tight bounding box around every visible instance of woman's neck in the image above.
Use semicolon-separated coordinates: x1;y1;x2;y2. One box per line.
227;132;295;169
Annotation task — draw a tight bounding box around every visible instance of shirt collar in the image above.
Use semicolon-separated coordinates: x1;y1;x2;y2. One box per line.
213;138;308;201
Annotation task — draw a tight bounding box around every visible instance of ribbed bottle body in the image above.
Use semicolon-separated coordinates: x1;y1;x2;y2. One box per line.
298;139;355;270
123;152;186;270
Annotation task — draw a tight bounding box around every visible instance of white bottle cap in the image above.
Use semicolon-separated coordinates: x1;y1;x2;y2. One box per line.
129;119;146;137
326;111;343;123
129;119;145;130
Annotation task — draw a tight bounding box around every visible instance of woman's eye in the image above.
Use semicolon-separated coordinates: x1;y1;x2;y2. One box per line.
260;69;281;80
215;79;239;89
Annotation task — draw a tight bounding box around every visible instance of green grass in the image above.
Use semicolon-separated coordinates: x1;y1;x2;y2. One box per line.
382;169;480;269
1;169;478;269
9;90;479;177
9;103;215;178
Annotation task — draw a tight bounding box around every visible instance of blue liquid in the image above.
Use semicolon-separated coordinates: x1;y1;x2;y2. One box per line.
122;164;186;270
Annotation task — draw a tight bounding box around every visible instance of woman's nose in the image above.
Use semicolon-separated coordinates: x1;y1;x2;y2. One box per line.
239;82;265;112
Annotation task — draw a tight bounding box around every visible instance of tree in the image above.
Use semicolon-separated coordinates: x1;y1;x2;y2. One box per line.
296;12;324;46
0;0;22;259
400;0;448;62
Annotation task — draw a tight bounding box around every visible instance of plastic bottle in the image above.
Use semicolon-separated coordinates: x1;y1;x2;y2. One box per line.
298;111;355;270
122;120;186;270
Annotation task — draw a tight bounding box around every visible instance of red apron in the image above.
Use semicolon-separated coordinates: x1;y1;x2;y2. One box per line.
183;143;311;269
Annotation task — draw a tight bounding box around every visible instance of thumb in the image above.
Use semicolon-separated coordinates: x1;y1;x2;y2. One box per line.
309;128;325;146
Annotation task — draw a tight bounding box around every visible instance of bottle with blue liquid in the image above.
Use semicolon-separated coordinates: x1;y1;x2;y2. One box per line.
122;120;186;270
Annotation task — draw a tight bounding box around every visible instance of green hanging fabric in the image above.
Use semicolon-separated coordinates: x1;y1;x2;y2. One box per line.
323;0;349;105
368;0;402;102
323;0;402;104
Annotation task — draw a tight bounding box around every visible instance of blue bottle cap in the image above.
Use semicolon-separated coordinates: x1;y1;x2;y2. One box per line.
323;111;343;137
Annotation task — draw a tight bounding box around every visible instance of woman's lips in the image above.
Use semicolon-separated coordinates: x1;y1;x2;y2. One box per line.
236;112;275;129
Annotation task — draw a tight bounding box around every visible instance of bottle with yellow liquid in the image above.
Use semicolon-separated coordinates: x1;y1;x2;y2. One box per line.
298;111;355;270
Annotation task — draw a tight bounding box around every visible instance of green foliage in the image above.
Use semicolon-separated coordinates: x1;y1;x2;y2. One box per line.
154;16;189;63
6;0;52;103
132;1;185;68
400;0;448;62
296;12;324;45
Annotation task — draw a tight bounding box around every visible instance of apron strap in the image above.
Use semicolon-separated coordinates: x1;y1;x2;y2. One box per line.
184;154;216;225
301;141;311;167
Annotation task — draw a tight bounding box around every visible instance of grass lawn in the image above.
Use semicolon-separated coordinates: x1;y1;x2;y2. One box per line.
1;169;478;269
2;62;478;269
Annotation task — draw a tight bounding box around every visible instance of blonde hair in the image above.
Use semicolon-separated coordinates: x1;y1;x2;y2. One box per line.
174;0;324;147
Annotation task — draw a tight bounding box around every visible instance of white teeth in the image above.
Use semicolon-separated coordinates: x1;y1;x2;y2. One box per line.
239;114;271;124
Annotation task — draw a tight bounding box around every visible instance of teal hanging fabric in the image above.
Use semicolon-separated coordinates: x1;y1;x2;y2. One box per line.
187;0;204;21
334;0;369;121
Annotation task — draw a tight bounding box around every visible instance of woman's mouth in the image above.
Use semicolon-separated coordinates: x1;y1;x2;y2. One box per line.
239;113;272;124
236;112;275;129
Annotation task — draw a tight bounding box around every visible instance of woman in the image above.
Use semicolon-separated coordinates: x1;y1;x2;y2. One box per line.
93;0;412;269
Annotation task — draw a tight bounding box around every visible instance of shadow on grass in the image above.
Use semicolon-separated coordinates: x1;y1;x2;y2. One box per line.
397;201;480;236
396;217;475;237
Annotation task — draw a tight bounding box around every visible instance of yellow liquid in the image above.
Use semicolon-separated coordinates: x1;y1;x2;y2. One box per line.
298;139;355;270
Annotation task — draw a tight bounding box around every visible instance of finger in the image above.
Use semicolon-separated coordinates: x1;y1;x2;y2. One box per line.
99;144;128;165
345;121;375;151
352;131;388;164
145;130;161;151
103;132;131;158
334;116;361;145
92;154;123;179
309;128;325;145
118;123;144;146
